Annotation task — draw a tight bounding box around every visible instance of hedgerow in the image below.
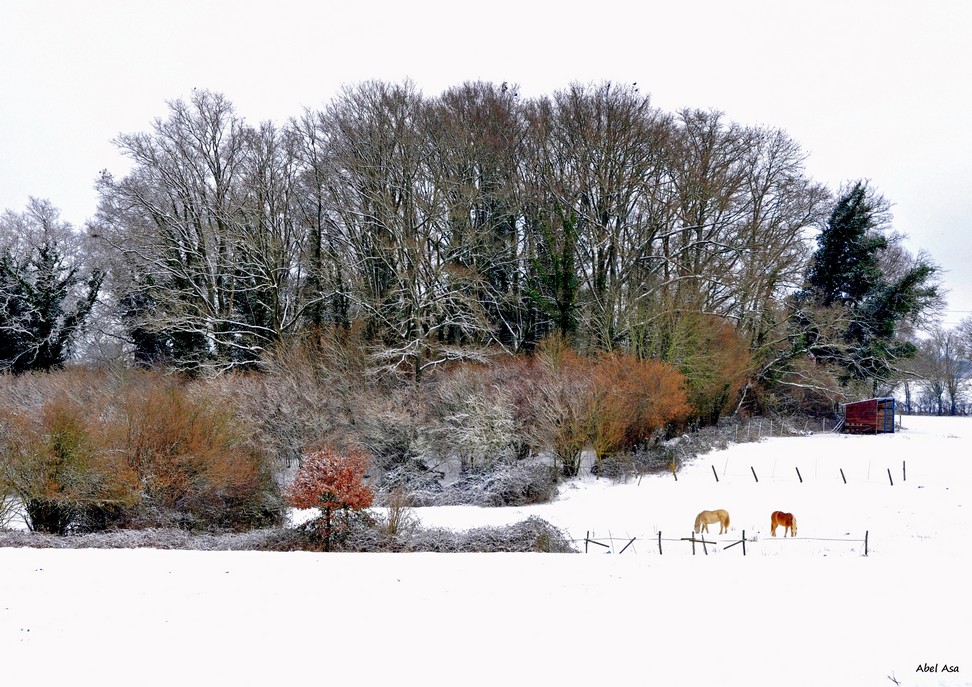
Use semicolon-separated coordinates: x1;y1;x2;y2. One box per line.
0;515;576;553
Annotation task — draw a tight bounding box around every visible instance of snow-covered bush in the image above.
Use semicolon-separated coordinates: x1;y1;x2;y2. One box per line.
415;365;517;471
376;459;556;508
0;516;577;553
401;517;575;553
374;463;445;507
435;462;557;507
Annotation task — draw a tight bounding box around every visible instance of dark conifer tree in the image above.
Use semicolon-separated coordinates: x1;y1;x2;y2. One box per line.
0;240;102;372
805;181;887;308
795;181;939;387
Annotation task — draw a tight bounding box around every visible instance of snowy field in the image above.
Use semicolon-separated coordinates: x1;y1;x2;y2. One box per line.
2;415;970;686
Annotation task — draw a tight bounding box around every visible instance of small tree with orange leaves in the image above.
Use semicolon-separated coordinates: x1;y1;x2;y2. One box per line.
285;447;373;551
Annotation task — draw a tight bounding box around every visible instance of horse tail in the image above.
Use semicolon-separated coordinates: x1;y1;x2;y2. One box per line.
694;513;701;532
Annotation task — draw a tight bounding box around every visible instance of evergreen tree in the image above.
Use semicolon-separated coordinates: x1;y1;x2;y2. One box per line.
118;290;172;367
794;181;939;388
805;181;887;307
525;209;580;345
0;240;102;372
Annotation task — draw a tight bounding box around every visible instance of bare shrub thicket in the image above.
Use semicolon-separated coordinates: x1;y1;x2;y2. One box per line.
221;330;373;467
352;384;422;469
237;329;430;472
482;355;550;460
414;364;517;471
0;374;138;534
669;313;753;425
0;488;16;528
526;338;694;477
588;352;692;464
744;357;845;417
0;368;282;532
380;486;418;540
117;373;282;531
528;338;595;477
370;357;560;507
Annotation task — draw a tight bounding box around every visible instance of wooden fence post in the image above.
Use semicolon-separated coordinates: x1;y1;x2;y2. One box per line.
795;467;803;483
712;465;719;482
751;466;759;482
585;531;589;554
691;533;696;555
864;530;869;556
903;460;906;482
742;530;746;556
887;468;894;486
840;468;847;484
658;531;663;555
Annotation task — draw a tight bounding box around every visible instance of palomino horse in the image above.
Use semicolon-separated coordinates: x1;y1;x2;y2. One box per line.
694;509;730;534
770;511;797;537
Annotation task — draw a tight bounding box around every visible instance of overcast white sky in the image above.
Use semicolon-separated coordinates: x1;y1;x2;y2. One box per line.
2;0;970;327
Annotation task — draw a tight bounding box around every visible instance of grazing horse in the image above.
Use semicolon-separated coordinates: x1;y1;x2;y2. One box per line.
771;511;797;537
694;509;730;534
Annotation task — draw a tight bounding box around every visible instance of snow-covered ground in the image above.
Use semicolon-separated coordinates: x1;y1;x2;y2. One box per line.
2;416;969;686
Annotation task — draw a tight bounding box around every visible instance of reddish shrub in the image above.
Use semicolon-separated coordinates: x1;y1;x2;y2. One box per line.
285;447;373;550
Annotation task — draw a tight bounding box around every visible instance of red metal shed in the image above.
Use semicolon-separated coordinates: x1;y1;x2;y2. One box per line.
841;397;896;434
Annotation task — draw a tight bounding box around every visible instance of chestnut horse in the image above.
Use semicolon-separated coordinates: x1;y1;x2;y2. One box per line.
771;511;797;537
694;509;730;534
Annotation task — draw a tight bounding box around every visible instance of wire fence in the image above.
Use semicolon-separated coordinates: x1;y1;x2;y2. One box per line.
666;457;912;487
577;530;870;556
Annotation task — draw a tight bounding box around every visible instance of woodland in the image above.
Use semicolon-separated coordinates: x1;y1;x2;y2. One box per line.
1;81;968;543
